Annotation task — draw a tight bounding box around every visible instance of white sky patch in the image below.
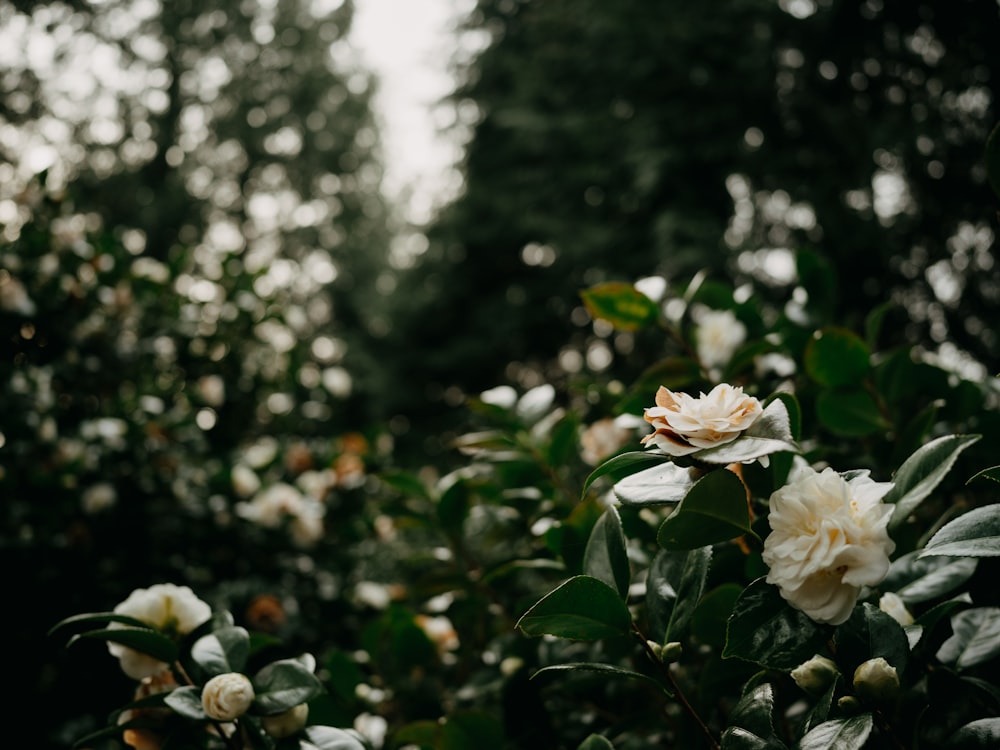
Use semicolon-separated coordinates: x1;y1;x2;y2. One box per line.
350;0;468;224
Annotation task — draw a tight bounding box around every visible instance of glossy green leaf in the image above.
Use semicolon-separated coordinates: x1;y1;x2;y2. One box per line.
724;579;830;670
657;468;757;550
68;627;178;664
581;282;660;331
968;465;1000;485
517;575;632;640
531;662;669;694
801;683;837;735
936;607;1000;670
945;718;1000;749
804;328;870;387
620;357;703;413
252;657;323;714
583;450;672;499
164;685;206;720
884;551;978;604
191;626;250;677
48;611;156;637
583;506;630;598
834;604;909;676
920;503;1000;558
303;726;369;750
614;461;695;506
986;121;1000;200
695;398;798;465
798;714;873;750
691;583;743;649
646;546;712;643
577;735;616;750
815;388;885;437
886;434;981;529
765;392;802;441
727;683;779;742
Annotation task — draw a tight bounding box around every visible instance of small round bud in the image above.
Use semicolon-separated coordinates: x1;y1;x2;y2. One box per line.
837;695;862;713
661;641;684;662
853;657;900;704
202;673;255;721
790;655;839;696
262;703;309;738
645;640;663;660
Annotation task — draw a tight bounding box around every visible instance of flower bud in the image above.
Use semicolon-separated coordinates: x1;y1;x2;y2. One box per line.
837;695;862;713
202;673;255;721
878;593;914;626
262;703;309;738
661;641;684;662
853;657;900;704
790;655;839;695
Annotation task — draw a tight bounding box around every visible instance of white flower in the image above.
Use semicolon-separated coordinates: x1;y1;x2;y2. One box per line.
762;466;896;625
354;712;388;749
108;584;212;679
878;592;914;626
262;704;309;738
640;384;762;456
202;673;255;721
81;482;117;514
231;464;261;498
695;308;747;369
196;375;226;407
236;482;326;546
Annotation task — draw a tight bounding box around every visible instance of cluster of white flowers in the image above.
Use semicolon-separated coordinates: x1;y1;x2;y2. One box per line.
108;584;212;679
762;465;896;625
235;482;326;547
641;383;762;456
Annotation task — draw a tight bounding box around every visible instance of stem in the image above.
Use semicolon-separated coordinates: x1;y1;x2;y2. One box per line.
634;626;720;750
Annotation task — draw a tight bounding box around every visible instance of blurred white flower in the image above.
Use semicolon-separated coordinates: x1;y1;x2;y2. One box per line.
354;712;388;749
108;584;212;679
878;592;914;626
196;375;226;407
231;464;261;498
640;384;762;456
81;482;117;514
202;673;255;721
695;308;746;369
236;483;325;546
0;274;36;315
479;385;518;409
580;416;637;465
415;614;460;655
762;466;895;625
262;704;309;738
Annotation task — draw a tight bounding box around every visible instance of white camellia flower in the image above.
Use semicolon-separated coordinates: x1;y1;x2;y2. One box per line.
640;383;762;456
695;308;747;370
202;672;255;721
108;584;213;679
762;466;896;625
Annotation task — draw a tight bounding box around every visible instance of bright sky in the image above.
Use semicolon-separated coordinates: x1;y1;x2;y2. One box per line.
350;0;472;225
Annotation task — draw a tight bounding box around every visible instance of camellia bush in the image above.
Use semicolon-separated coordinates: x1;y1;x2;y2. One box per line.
39;124;1000;749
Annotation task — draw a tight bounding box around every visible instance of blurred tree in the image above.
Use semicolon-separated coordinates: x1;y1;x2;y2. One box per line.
382;0;1000;429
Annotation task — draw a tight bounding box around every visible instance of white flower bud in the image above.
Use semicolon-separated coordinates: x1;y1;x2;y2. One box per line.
853;657;900;704
790;655;839;695
262;703;308;738
878;592;914;626
202;673;255;721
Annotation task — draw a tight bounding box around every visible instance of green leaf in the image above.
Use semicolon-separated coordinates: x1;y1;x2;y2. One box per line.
646;547;713;644
833;604;909;676
583;506;630;599
516;575;632;640
302;726;369;750
68;627;179;664
583;450;672;499
440;711;504;750
801;683;837;735
531;662;669;695
581;282;660;331
946;718;1000;749
391;720;440;747
577;735;616;750
920;503;1000;558
798;714;873;750
614;461;695;506
815;389;885;437
49;611;157;638
727;682;780;741
377;470;432;501
723;579;830;670
936;607;1000;670
986;120;1000;200
884;551;978;604
691;583;743;649
164;685;207;720
721;727;787;749
886;434;981;530
695;398;799;465
252;658;323;714
657;468;757;550
765;392;802;441
805;328;870;387
621;357;703;412
191;626;250;677
968;465;1000;486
